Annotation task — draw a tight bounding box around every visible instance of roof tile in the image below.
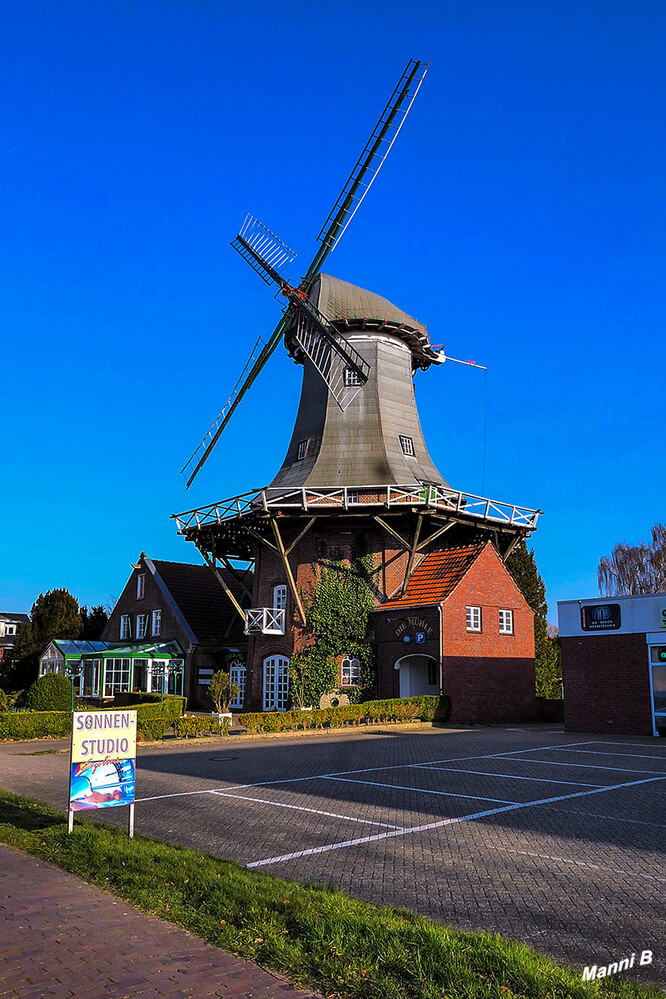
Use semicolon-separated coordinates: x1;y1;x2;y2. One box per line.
377;544;487;610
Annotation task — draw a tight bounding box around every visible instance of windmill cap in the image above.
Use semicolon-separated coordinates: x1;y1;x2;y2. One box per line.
311;273;440;369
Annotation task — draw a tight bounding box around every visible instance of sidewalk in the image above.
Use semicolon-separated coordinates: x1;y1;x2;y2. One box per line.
0;845;320;999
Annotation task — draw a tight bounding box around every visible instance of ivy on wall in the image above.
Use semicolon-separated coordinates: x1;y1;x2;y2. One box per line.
290;549;377;707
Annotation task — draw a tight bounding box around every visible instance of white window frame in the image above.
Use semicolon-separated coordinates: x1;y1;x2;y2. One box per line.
152;608;162;637
466;605;482;633
136;573;146;599
273;584;287;611
263;655;289;712
399;434;415;457
341;656;361;687
103;658;131;696
230;664;246;710
136;613;147;640
120;614;131;640
296;439;309;460
5;624;16;636
499;609;514;635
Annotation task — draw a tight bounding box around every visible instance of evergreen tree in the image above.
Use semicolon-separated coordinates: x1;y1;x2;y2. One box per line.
506;541;561;699
80;604;109;640
9;589;82;688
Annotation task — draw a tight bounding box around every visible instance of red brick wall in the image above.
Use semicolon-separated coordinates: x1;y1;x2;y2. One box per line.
441;544;535;723
561;632;653;735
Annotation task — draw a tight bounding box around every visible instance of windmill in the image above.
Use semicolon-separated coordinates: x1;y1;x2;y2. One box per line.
173;59;541;715
181;59;430;490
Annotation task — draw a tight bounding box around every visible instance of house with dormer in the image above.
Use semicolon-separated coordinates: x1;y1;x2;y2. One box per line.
101;555;251;710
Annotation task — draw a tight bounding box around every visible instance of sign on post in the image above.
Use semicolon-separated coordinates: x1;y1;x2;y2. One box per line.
68;710;137;837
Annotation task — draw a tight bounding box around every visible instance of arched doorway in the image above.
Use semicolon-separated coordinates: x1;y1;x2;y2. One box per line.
396;654;439;698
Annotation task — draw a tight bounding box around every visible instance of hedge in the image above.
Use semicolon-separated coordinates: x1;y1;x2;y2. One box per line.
173;716;231;738
238;695;451;735
0;711;73;741
0;696;187;742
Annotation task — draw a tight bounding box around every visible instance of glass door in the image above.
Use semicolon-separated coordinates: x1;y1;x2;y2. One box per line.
649;646;666;736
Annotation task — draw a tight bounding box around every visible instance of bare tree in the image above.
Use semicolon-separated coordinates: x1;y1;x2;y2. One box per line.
597;523;666;595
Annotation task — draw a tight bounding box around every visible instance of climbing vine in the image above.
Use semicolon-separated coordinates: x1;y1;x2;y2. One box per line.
289;551;376;707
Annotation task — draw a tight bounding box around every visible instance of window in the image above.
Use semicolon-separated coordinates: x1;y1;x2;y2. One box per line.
427;660;438;686
399;435;415;457
136;613;147;640
273;584;287;611
499;609;514;635
120;615;131;640
466;605;482;632
296;439;309;461
347;489;359;504
263;655;289;711
341;656;361;687
137;573;145;599
4;624;16;636
104;658;131;696
230;664;246;709
152;609;161;637
344;367;363;387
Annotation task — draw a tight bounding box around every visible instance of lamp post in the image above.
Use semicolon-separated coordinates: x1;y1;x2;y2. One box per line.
63;663;84;713
150;662;182;703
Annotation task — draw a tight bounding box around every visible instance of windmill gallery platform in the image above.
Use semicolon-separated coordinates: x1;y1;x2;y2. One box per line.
173;275;542;721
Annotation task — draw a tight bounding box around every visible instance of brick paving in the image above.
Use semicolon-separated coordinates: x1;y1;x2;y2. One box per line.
1;725;664;989
0;844;319;999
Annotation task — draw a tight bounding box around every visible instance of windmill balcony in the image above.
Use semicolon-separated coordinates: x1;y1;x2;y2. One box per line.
244;607;286;636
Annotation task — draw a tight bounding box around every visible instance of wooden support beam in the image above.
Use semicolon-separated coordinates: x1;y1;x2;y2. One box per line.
373;516;410;550
198;549;246;623
270;517;307;626
401;513;424;596
415;519;454;552
214;552;254;600
285;517;316;556
501;534;523;561
243;524;278;553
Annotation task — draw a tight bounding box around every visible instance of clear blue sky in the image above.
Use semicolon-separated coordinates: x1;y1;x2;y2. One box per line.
1;0;663;620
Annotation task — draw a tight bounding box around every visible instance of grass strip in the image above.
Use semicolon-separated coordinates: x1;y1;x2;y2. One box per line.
0;788;660;999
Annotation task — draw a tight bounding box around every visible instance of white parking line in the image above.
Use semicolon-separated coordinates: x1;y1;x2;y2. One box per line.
135;740;610;806
507;757;666;776
544;808;666;831
590;741;666;751
559;748;666;763
246;775;663;869
411;765;602;787
206;790;402;828
322;775;521;805
491;845;666;883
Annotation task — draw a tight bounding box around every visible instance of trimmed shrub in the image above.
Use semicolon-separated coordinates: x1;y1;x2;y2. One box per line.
113;692;163;707
0;689;7;712
137;718;171;741
25;674;73;712
238;695;451;735
0;711;72;741
173;716;230;738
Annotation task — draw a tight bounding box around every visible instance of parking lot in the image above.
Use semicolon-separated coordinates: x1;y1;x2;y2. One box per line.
1;724;664;986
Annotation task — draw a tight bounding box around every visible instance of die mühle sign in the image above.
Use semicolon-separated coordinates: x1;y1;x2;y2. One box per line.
68;711;137;833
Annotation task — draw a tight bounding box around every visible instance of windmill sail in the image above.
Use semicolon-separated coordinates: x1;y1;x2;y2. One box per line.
290;307;370;411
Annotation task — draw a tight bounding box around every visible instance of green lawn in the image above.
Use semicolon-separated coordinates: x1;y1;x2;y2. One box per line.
0;789;660;999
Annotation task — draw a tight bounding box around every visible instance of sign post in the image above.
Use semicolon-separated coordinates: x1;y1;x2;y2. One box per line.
68;710;137;838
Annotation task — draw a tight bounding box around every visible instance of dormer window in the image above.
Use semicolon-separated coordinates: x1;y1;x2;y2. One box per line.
296;439;310;461
137;573;145;599
399;435;415;457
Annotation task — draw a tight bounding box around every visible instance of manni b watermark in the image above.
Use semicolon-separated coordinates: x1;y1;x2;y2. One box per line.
582;949;653;981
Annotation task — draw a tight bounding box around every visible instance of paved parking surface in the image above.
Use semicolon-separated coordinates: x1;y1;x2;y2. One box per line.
1;724;664;988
